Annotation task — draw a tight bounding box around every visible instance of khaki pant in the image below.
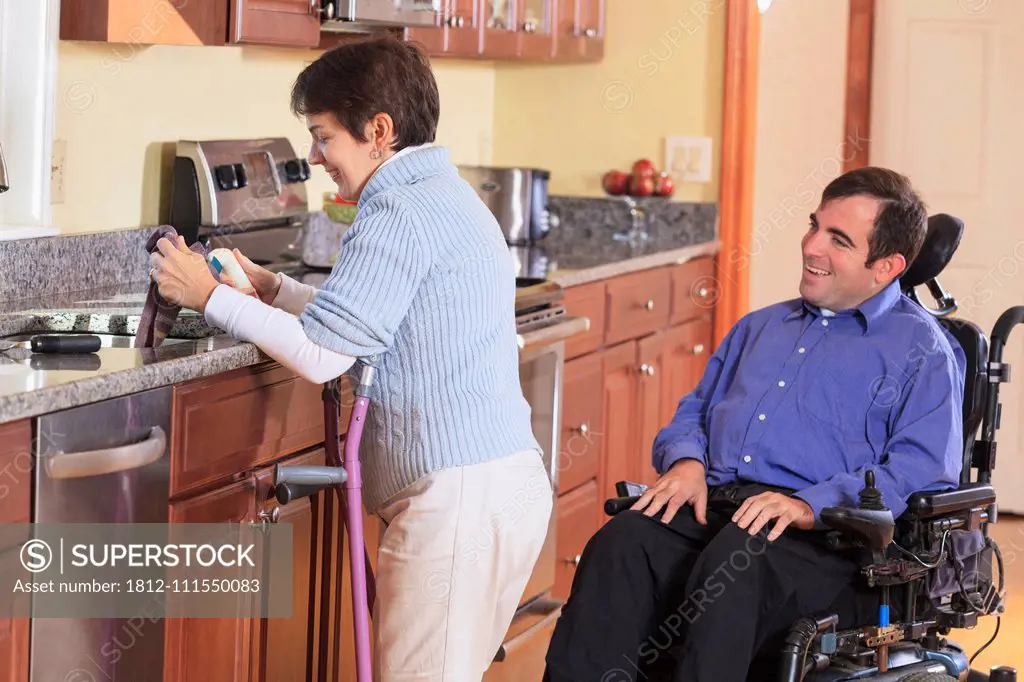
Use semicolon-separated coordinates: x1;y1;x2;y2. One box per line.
372;450;553;682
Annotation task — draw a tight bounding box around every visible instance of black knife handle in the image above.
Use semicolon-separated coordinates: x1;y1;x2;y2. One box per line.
30;334;102;354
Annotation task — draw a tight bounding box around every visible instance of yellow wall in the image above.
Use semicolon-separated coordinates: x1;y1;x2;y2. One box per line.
492;0;725;202
53;1;725;235
53;42;497;234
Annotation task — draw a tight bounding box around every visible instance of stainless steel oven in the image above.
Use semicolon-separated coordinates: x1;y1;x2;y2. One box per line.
484;289;588;680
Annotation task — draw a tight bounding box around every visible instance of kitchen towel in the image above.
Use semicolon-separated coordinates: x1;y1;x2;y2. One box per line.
135;225;217;349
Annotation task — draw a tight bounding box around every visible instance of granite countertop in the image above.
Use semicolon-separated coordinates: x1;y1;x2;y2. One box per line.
0;200;720;425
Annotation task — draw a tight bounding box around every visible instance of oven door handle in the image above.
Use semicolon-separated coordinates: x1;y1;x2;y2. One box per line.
45;426;167;479
517;315;590;351
492;598;564;662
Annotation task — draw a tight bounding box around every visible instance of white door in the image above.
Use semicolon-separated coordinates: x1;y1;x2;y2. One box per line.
871;0;1024;511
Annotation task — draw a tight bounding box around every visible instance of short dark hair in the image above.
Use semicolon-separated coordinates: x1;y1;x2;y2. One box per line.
290;33;440;151
820;166;928;269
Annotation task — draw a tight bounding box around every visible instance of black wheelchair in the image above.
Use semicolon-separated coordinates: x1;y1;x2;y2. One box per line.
604;214;1024;681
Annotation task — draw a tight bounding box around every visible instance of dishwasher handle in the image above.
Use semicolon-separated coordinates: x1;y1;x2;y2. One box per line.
45;426;167;479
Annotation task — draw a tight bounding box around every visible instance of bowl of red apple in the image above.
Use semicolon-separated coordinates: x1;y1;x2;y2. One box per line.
602;159;675;198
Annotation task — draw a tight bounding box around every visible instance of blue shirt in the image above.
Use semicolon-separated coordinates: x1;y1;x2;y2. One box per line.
652;279;967;521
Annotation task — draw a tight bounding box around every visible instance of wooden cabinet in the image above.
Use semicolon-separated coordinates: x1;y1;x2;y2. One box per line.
58;0;606;62
60;0;229;45
230;0;323;47
0;420;31;682
164;365;379;682
554;255;718;545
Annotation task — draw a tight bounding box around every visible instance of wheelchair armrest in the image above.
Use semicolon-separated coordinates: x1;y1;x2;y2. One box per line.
906;482;995;519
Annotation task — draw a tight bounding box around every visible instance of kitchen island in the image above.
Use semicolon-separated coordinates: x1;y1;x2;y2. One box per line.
0;229;721;682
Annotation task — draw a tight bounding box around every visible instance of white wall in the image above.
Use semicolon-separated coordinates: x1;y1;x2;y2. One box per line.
749;0;851;311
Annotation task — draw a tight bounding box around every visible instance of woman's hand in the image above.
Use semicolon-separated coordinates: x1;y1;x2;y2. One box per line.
150;236;220;313
229;249;282;305
630;458;708;525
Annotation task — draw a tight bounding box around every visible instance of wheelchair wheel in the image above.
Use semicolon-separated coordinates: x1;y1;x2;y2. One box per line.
895;673;958;681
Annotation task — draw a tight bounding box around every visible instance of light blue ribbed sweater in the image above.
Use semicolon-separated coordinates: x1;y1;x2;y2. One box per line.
299;146;541;512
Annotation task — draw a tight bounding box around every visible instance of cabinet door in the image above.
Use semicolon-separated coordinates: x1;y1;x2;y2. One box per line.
406;0;479;56
481;0;518;58
598;341;638;525
576;0;603;60
558;352;604;495
0;421;31;682
250;449;323;682
553;479;598;600
636;333;665;489
517;0;554;59
661;318;713;424
230;0;321;48
165;477;259;682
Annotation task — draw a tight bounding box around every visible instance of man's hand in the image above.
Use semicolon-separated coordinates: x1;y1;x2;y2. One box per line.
630;459;707;525
732;493;814;542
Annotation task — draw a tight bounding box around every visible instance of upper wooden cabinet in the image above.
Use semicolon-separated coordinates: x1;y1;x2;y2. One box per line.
230;0;323;48
60;0;229;45
59;0;606;62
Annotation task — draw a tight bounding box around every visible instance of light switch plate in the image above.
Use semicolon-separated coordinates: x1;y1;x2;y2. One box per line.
664;136;713;183
51;139;66;204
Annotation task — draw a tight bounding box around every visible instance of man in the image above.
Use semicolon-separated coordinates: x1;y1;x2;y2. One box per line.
543;167;967;681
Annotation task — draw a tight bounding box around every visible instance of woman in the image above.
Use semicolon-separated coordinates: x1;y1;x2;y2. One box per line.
151;34;553;682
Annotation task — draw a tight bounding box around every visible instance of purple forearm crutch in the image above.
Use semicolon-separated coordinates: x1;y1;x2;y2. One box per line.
273;357;380;681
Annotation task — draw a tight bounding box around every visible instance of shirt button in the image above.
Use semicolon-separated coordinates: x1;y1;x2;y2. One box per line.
758;414;766;421
778;380;786;387
743;455;752;463
822;320;829;327
798;347;806;354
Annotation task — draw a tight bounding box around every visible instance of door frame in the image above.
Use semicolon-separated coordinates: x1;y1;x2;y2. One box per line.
715;0;874;346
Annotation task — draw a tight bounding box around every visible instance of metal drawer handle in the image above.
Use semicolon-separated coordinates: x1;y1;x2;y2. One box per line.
692;344;705;355
448;15;465;27
639;364;656;376
562;554;582;567
698;287;709;298
644;299;655;311
584;27;597;38
45;426;166;479
575;423;589;435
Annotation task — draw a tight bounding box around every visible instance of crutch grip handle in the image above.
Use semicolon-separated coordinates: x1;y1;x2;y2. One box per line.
273;464;347;504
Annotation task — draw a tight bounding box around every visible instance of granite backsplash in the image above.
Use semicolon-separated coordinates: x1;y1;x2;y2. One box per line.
0;195;717;306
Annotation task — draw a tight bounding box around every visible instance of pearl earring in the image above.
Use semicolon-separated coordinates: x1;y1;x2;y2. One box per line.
370;148;382;160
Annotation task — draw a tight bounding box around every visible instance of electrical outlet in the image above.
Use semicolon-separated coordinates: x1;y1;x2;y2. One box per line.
51;139;66;204
665;136;713;183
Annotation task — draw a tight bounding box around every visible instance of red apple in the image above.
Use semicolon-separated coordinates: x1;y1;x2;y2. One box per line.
630;174;656;197
632;159;656;178
654;172;675;197
602;170;630;196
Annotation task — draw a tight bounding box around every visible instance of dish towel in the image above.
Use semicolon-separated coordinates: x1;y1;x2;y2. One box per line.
135;225;218;349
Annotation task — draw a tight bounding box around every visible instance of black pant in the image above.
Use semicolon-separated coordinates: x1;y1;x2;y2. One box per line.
543;485;877;682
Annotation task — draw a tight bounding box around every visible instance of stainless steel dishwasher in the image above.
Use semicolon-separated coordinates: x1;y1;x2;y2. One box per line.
30;385;172;682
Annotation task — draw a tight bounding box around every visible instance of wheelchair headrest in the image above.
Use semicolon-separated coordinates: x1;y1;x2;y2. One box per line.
899;213;964;291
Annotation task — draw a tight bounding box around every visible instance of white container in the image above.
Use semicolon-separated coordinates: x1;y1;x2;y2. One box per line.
208;248;256;296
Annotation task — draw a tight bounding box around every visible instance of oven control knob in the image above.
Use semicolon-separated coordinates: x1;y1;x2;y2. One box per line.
214;164;239;191
300;159;311;180
283;159;303;183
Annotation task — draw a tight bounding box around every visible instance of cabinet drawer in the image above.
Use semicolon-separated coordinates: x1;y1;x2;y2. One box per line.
553;479;599;601
558;352;603;494
170;364;344;499
562;281;605;359
605;267;671;345
670;257;718;325
0;421;31;553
